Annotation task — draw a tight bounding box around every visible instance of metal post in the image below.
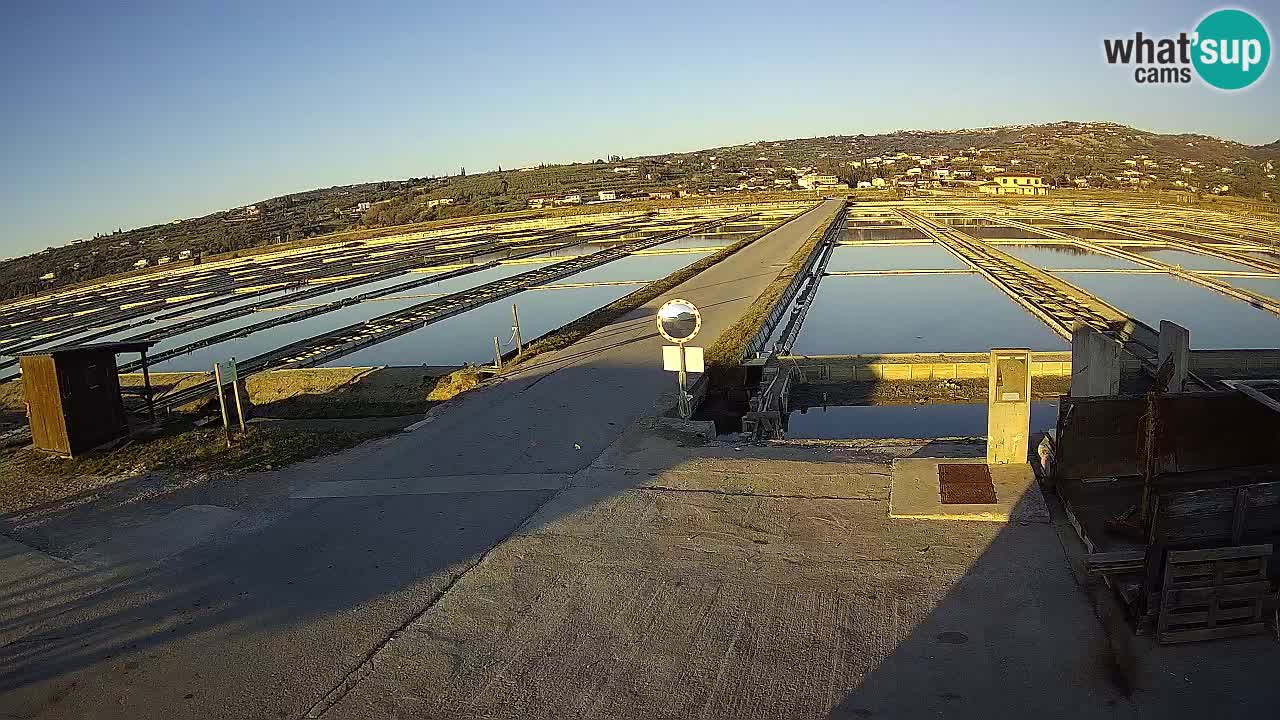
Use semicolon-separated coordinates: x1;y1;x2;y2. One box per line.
511;304;523;358
231;357;247;433
139;349;155;422
493;336;503;371
677;342;689;419
213;362;231;449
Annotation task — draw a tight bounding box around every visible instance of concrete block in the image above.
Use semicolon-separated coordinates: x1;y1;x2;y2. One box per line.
889;457;1048;522
1158;320;1190;392
654;416;717;443
1070;323;1120;397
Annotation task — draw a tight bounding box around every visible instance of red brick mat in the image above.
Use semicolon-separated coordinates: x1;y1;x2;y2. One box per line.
937;463;997;504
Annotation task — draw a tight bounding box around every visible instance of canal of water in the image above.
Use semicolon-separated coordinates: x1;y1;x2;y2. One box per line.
1055;272;1280;349
785;401;1058;440
791;274;1067;355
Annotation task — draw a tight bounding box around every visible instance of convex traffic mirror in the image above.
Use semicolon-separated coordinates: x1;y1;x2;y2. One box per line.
656;299;701;344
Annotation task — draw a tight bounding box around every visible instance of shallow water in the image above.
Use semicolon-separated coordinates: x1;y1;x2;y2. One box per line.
791;275;1066;355
327;252;710;367
1056;271;1280;349
785;401;1058;439
1128;248;1260;273
825;245;967;272
998;244;1144;270
1218;277;1280;301
148;265;529;371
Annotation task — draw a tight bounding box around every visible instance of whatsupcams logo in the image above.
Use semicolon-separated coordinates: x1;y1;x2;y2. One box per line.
1103;8;1270;89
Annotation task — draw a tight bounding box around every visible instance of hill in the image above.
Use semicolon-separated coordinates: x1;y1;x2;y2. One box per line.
3;121;1278;302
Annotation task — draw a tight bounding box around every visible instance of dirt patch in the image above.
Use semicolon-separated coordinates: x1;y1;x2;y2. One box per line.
243;366;459;419
0;377;24;416
426;366;483;401
108;366;462;419
0;417;405;520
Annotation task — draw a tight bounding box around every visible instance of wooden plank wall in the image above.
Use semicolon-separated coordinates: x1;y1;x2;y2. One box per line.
1054;394;1145;481
17;354;69;455
1156;393;1280;473
1157;482;1280;547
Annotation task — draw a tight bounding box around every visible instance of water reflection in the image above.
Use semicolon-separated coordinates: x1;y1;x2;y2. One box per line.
825;245;967;272
786;401;1058;439
792;275;1066;355
1127;248;1259;273
998;244;1143;270
1056;271;1280;349
1220;277;1280;302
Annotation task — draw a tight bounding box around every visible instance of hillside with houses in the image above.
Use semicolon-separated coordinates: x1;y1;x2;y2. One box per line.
4;121;1277;301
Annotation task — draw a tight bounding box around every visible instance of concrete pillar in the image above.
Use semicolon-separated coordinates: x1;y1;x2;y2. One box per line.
1069;322;1120;397
1157;320;1190;393
988;348;1032;465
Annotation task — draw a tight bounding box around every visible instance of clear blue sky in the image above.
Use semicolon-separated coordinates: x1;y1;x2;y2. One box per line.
1;0;1276;257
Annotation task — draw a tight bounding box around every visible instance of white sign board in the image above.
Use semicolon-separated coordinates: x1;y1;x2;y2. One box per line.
214;359;238;386
662;345;704;373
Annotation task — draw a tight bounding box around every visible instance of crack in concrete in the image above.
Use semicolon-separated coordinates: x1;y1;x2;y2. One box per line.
301;484;568;719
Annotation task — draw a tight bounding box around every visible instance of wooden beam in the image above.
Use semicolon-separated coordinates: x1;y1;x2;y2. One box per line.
1226;381;1280;415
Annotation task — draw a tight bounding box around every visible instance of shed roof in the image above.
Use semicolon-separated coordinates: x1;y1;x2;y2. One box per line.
16;340;159;358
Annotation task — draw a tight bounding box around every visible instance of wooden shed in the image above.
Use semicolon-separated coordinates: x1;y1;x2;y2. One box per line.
16;340;158;457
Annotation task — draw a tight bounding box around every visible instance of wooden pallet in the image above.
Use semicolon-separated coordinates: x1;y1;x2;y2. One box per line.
1157;544;1276;644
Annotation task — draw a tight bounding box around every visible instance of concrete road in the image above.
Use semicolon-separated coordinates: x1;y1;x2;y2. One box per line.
319;434;1280;719
298;198;841;481
0;200;841;719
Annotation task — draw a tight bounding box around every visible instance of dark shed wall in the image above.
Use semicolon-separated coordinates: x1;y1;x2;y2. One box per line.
58;350;128;455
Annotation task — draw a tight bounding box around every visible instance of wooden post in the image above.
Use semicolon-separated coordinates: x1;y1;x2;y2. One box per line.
511;304;523;358
1139;390;1159;531
213;362;231;449
231;357;247;433
139;349;156;422
677;342;689;419
493;336;503;371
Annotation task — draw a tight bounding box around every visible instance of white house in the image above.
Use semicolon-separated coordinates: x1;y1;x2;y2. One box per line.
597;191;617;201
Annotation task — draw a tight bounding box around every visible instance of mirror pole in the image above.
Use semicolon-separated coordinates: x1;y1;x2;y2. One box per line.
677;341;690;419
